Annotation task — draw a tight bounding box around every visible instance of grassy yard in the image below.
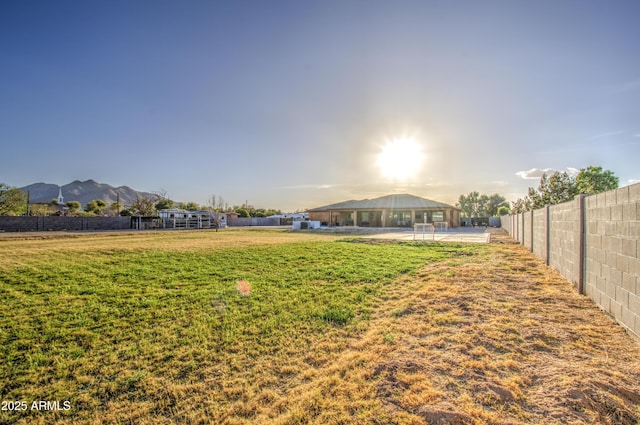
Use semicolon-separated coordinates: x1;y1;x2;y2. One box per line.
0;229;639;424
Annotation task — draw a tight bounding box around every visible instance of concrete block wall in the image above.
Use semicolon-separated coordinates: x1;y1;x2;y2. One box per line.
0;216;132;232
500;215;511;236
227;217;281;226
548;198;582;291
523;212;532;250
517;213;524;244
584;184;640;339
532;208;548;261
501;182;640;341
0;216;39;232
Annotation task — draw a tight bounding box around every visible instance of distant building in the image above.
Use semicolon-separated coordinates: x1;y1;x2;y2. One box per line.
156;209;238;229
307;194;461;228
157;208;213;229
267;212;308;221
57;186;64;204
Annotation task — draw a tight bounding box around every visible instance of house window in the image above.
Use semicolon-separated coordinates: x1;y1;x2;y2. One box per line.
389;210;412;227
432;211;444;222
415;211;430;222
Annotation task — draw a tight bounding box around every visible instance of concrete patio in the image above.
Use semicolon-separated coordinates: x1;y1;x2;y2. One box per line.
360;227;491;243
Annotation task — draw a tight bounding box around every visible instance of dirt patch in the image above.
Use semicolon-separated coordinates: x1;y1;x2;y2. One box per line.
416;403;474;424
562;382;640;425
487;227;518;243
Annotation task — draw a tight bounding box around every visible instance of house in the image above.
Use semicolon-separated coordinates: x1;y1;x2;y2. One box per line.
307;194;461;228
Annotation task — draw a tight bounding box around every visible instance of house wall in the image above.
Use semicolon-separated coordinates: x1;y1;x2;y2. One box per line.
501;183;640;341
308;208;461;227
308;211;330;224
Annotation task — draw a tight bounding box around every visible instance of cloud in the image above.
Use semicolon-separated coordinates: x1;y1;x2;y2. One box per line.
516;167;580;179
516;168;555;179
566;167;580;177
281;183;338;190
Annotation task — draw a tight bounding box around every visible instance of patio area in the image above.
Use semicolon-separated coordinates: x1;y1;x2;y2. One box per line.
360;227;491;243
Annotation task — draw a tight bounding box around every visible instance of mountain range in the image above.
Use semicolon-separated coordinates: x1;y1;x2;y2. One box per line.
19;180;155;207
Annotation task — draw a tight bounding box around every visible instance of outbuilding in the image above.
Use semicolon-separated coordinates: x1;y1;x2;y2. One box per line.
307;194;461;228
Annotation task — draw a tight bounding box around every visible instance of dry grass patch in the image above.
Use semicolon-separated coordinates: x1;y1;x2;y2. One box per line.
354;231;640;424
0;228;340;256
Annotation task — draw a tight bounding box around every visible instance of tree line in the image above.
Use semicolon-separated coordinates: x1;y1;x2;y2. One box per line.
0;185;282;218
510;166;618;213
456;192;508;218
456;165;618;217
121;193;282;217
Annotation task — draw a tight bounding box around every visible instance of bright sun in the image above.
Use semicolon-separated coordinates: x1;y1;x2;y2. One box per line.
376;138;424;181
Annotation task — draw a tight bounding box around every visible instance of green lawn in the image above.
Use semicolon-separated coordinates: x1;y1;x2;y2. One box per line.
0;231;474;424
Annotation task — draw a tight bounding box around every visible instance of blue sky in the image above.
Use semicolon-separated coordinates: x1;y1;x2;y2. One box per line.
1;0;639;211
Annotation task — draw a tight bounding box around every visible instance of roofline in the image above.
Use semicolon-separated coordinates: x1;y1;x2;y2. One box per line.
308;193;461;212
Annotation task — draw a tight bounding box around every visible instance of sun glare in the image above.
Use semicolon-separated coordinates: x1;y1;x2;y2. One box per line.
376;138;424;181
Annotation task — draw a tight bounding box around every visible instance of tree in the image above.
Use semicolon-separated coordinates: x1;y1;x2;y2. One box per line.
545;172;575;206
66;201;81;214
85;199;107;215
456;191;483;218
497;205;510;216
208;194;229;232
253;208;267;217
457;192;505;217
519;171;575;211
485;193;507;217
544;171;576;205
179;201;201;210
155;198;174;210
219;198;229;212
575;166;619;195
107;202;122;216
30;204;56;216
209;194;227;212
0;184;27;215
512;165;617;213
130;194;159;216
511;198;530;214
236;208;250;218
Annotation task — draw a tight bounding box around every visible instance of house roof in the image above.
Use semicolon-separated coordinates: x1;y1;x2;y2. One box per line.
308;194;460;211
